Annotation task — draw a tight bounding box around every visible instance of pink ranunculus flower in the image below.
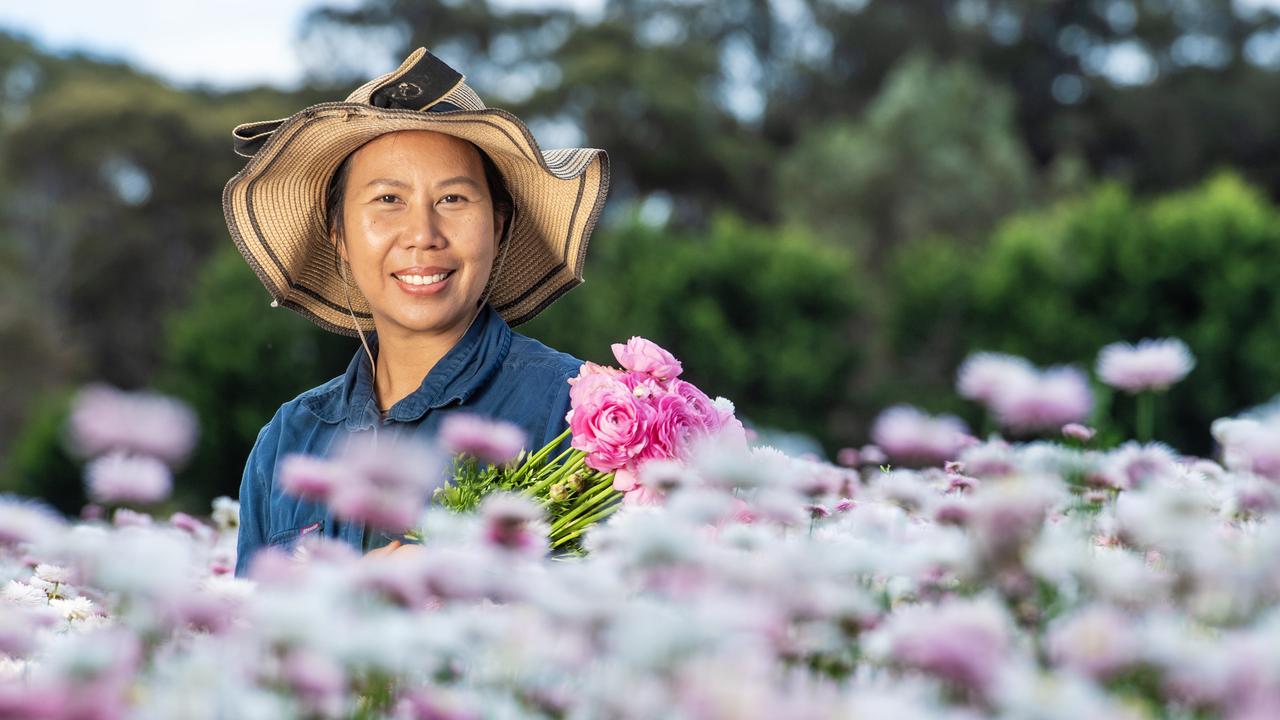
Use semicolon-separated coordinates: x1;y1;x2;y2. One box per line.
669;379;721;432
611;467;639;493
611;336;683;381
567;361;624;411
569;371;655;473
621;484;667;506
637;391;701;463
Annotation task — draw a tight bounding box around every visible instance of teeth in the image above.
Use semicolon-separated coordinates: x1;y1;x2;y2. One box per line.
394;272;450;286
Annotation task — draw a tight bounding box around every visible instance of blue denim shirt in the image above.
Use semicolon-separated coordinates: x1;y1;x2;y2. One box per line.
234;303;582;576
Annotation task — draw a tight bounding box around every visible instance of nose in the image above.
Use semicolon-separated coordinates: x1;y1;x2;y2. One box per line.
401;200;447;250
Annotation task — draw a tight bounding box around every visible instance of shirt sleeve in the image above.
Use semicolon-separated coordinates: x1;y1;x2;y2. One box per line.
540;366;577;457
234;406;282;578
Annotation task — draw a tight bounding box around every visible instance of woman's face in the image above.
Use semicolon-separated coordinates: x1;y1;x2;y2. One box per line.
334;130;505;339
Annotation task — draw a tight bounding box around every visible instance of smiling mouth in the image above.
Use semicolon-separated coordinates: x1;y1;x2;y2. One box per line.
391;270;453;286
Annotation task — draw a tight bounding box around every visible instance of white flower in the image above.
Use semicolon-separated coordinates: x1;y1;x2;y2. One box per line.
2;580;47;607
211;496;240;532
34;563;72;584
0;657;28;682
50;596;96;623
0;495;64;547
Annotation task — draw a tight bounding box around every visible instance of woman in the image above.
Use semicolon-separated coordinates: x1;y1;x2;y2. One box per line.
223;48;610;576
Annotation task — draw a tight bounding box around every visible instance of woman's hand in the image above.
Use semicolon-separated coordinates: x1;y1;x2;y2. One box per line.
359;539;425;563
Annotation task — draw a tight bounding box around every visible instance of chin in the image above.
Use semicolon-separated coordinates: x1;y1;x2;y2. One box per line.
389;305;476;335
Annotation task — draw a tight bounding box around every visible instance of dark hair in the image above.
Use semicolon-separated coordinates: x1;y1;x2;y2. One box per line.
324;138;514;250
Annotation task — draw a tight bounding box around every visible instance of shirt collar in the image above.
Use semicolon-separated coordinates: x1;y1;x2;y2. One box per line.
300;304;513;430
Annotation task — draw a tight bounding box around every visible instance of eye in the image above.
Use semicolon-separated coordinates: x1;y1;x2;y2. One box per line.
439;193;466;205
376;193;400;203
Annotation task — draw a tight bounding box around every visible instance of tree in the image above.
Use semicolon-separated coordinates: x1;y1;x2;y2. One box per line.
521;212;865;447
885;173;1280;453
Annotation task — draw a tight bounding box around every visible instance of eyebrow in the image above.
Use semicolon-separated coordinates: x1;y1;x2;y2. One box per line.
363;176;484;191
434;175;484;191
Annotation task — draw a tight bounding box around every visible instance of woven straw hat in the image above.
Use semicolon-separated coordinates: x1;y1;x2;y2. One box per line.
222;47;610;336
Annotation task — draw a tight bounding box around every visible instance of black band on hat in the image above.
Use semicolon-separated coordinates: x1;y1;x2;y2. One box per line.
370;49;464;112
233;118;288;158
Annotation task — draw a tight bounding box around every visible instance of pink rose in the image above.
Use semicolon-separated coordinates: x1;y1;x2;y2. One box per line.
611;337;683;381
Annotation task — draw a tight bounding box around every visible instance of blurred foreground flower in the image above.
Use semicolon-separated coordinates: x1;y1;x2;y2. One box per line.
871;405;972;466
84;451;172;505
958;353;1093;434
280;433;444;534
1096;338;1196;394
1212;403;1280;480
438;413;527;466
13;347;1280;720
1097;338;1196;442
66;383;197;466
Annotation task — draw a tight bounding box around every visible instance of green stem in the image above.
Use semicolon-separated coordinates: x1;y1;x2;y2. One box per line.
524;453;587;497
524;428;572;468
550;477;616;525
549;474;617;533
505;427;573;485
1136;392;1155;442
551;501;623;546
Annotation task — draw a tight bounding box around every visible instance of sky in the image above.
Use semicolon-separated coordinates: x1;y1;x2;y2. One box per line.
0;0;603;90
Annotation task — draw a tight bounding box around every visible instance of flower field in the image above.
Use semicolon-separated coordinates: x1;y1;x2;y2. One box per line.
3;339;1280;719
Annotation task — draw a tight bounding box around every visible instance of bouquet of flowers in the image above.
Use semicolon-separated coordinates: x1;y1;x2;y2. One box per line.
432;336;744;549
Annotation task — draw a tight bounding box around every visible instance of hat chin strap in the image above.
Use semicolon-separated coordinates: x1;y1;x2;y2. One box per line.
336;220;512;415
338;257;380;403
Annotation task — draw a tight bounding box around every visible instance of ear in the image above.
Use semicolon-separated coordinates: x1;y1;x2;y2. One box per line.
492;208;509;249
331;228;348;264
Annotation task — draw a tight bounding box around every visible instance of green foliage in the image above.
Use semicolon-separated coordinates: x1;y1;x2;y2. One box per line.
778;54;1037;262
885;173;1280;453
2;388;83;514
429;430;617;551
153;244;355;508
522;213;864;445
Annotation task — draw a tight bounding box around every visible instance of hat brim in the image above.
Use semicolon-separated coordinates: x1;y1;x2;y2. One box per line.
222;101;610;337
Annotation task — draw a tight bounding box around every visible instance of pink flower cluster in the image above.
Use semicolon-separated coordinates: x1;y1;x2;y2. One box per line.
565;337;743;501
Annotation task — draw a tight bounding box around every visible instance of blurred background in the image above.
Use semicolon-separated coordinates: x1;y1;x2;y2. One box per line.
2;0;1280;513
